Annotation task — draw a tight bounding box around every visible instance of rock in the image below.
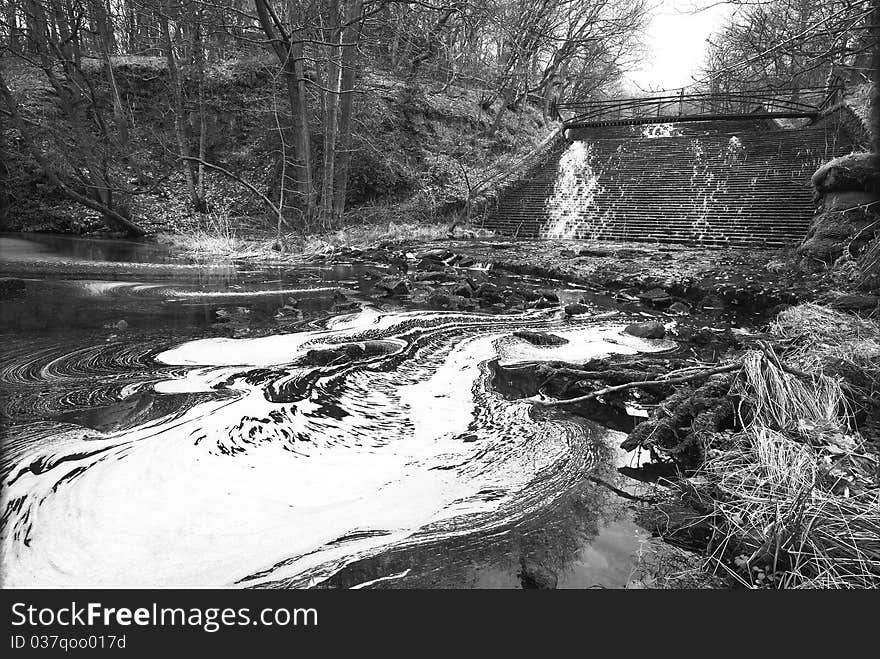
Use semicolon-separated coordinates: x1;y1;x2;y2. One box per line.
825;294;880;311
798;208;880;264
692;328;720;346
475;282;505;304
624;321;666;339
304;348;347;366
452;282;473;298
578;247;614;257
114;319;129;330
823;190;880;212
342;344;365;359
376;278;410;296
427;291;454;309
454;295;477;311
538;289;559;302
414;270;455;283
519;561;558;589
811;152;880;195
420;249;453;262
564;303;590;316
668;301;690;315
698;295;725;310
529;298;557;310
513;330;569;346
416;258;440;270
333;301;361;313
637;287;672;307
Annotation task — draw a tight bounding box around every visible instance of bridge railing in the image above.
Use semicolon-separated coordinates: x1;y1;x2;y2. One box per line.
556;87;834;126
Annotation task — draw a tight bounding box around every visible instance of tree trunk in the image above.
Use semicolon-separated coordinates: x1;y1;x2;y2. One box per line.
870;0;880;154
332;0;363;221
160;2;206;213
320;0;341;227
254;0;315;224
93;0;131;150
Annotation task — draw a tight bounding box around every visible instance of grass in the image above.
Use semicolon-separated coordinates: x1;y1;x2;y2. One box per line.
688;304;880;588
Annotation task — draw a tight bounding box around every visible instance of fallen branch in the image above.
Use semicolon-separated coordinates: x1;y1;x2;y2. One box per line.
587;475;658;504
757;340;815;380
532;361;743;407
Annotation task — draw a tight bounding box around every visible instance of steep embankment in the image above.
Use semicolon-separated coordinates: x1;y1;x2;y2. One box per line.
0;56;554;235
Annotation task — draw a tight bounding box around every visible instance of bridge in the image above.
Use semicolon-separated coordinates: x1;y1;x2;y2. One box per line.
554;87;837;129
481;86;864;248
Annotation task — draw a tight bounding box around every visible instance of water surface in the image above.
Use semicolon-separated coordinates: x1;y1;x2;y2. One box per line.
1;233;666;588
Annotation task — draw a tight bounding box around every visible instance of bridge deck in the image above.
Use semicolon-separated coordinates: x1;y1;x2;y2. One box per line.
564;111;817;129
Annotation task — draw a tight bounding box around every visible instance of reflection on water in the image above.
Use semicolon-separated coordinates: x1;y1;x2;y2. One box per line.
1;233;660;588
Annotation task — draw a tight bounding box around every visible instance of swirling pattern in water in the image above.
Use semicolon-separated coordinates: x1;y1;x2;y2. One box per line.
0;307;667;587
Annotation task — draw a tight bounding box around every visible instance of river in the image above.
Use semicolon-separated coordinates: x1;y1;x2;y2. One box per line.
0;232;672;588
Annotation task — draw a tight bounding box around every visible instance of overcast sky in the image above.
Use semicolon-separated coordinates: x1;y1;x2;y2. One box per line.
625;1;737;92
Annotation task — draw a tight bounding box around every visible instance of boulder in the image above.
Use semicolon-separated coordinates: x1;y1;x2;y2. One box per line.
376;278;410;296
825;294;880;311
578;247;614;258
564;303;590;316
414;270;455;283
823;190;880;212
420;249;453;262
513;330;569;346
798;208;880;264
519;561;558;589
811;152;880;195
452;281;473;298
427;291;454;309
304;348;347;366
637;287;672;307
624;321;666;339
475;282;505;304
668;301;691;315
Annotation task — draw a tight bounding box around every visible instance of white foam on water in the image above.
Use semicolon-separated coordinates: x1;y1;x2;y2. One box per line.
1;309;667;588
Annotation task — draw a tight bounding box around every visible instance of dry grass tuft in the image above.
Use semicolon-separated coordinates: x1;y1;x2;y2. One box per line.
688;304;880;588
771;302;880;371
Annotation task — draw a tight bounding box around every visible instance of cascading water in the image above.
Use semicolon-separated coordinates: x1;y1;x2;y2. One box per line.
542;141;607;239
641;123;680;138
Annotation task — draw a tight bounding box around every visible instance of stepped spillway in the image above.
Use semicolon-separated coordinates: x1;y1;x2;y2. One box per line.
483;119;860;247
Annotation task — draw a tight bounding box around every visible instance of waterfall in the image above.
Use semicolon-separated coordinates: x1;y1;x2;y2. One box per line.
542;141;606;239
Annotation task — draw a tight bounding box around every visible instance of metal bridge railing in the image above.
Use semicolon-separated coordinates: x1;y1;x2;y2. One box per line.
555;87;834;127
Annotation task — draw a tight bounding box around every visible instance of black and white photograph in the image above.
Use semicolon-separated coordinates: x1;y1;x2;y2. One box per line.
0;0;878;599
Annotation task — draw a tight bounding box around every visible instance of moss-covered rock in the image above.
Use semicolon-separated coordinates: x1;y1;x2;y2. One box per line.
798;207;880;265
811;152;880;195
801;152;880;271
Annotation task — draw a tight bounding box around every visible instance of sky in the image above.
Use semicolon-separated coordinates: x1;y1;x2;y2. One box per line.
625;1;737;92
